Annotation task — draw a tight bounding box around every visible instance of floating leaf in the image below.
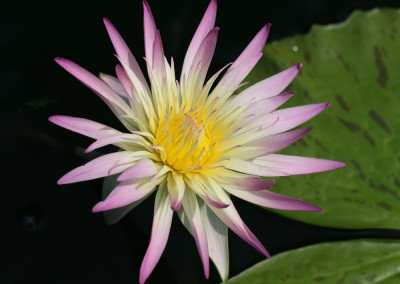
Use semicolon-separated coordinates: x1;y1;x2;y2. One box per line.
227;239;400;284
246;9;400;229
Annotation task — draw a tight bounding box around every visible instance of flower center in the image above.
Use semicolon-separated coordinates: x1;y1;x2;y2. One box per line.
154;106;216;173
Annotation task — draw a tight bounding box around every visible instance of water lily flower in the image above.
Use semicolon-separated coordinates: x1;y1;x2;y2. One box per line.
49;0;345;283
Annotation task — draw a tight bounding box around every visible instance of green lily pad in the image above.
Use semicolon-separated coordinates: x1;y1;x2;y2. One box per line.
246;9;400;229
227;239;400;284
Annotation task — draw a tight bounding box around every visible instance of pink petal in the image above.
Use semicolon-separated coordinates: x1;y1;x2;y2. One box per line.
167;172;185;211
208;192;270;258
115;64;142;111
247;127;312;152
48;115;119;139
187;27;219;94
233;177;275;191
245;91;295;114
140;183;173;284
103;18;148;86
54;58;130;114
265;103;330;135
181;0;217;81
143;0;157;67
234;63;302;106
92;179;157;212
99;73;128;98
253;154;346;175
226;159;289;177
182;190;210;278
230;24;270;69
84;133;143;153
184;175;230;209
224;185;321;212
200;201;229;282
57;152;136;184
209;53;263;106
117;159;158;181
151;30;166;83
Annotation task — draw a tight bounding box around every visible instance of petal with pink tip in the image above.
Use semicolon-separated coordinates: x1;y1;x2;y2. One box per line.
57;151;138;184
208;190;270;258
209;53;263;106
182;190;210;278
187;27;219;94
84;133;147;153
181;0;217;81
167;172;185;211
199;200;229;282
99;73;128;98
139;182;173;284
232;177;275;191
117;159;158;181
226;159;289;177
143;0;157;67
265;103;330;136
223;185;321;212
54;58;131;115
103;18;148;86
230;24;270;69
92;178;158;212
48;115;119;139
244;91;295;115
151;30;166;83
247;127;312;152
253;154;346;175
184;175;230;209
233;63;302;106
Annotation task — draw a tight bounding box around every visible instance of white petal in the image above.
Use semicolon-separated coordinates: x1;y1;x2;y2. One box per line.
182;190;210;278
139;182;173;284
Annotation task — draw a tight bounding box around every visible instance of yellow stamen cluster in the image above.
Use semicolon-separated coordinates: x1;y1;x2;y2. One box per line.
154;106;217;173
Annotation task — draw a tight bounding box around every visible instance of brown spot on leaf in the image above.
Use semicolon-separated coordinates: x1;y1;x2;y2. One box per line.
335;94;349;111
338;117;361;132
313;276;325;281
306;71;315;79
364;275;377;281
305;51;311;63
369;180;400;201
393;175;400;188
369;110;391;133
363;130;376;147
374;46;388;89
336;274;347;284
298;139;309;147
335;52;350;70
352;160;366;181
303;90;312;101
307;136;330;153
376;202;392;211
354;75;360;83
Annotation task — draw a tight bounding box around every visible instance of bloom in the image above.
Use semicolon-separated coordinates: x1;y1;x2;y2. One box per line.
50;0;345;283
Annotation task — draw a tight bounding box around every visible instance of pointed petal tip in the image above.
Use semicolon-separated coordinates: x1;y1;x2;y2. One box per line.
48;115;57;123
54;57;65;64
142;0;150;10
92;202;104;213
297;62;303;69
170;203;182;211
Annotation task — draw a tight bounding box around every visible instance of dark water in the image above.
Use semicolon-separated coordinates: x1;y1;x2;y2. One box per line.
2;0;400;283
